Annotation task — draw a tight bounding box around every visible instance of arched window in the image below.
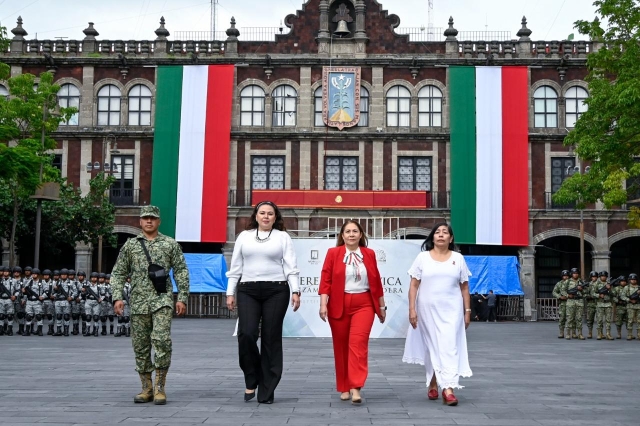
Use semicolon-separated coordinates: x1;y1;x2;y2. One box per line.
128;84;152;126
57;84;80;126
565;86;588;128
240;85;265;126
386;85;411;127
533;86;558;128
314;87;324;127
358;87;369;127
0;84;8;99
97;85;121;126
418;85;443;127
272;85;297;127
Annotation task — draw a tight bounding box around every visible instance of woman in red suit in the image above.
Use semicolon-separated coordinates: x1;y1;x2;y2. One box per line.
319;220;386;404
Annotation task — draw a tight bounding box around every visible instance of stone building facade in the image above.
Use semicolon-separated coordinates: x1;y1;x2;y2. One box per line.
2;0;639;306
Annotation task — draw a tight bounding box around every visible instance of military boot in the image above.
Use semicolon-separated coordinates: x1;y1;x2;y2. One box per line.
134;373;154;403
606;331;614;340
6;325;12;336
597;329;603;340
126;327;131;337
114;326;122;337
588;328;593;339
23;324;31;336
565;328;572;340
18;323;24;335
93;326;98;337
577;330;585;340
110;325;114;335
83;326;91;337
47;324;54;335
627;333;633;340
616;326;622;339
558;327;564;338
154;369;168;405
82;323;86;335
54;326;62;336
31;323;35;334
37;325;43;336
63;325;69;336
0;324;4;336
101;324;107;336
72;324;79;336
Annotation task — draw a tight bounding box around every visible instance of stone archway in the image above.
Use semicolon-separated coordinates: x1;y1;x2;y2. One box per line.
533;228;597;248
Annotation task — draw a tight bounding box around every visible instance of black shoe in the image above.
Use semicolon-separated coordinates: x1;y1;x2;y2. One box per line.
83;328;91;337
0;325;4;336
47;325;54;335
101;325;107;336
23;325;31;336
258;398;274;404
93;327;98;337
82;324;86;335
110;325;114;335
72;324;79;335
18;324;24;335
63;326;69;336
37;325;43;336
126;327;131;337
31;324;35;334
6;325;13;336
114;326;122;337
54;326;62;336
244;391;256;402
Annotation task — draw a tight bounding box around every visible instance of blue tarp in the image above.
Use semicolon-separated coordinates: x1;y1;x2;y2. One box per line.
170;254;228;293
465;256;524;296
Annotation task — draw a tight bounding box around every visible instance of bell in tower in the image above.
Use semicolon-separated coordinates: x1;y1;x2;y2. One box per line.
332;3;353;37
334;19;350;37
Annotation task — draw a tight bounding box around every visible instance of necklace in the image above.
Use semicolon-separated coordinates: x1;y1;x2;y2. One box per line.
255;228;274;243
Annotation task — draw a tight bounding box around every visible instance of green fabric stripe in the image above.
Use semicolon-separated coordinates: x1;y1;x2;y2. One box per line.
449;66;477;244
151;66;183;238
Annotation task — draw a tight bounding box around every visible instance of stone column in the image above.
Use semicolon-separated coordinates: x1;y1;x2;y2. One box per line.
225;17;240;57
154;17;170;56
518;247;536;318
354;0;368;58
300;141;311;189
10;16;27;54
222;243;234;272
1;238;10;267
75;242;92;273
294;209;314;237
10;66;22;78
372;140;384;190
80;66;95;127
370;67;384;129
516;17;532;58
444;17;458;59
317;0;330;55
298;67;312;128
82;22;99;55
410;96;418;129
591;251;610;274
80;140;92;195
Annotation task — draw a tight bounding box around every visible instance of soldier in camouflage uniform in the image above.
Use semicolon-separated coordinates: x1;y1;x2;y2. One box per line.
619;273;640;340
111;206;189;405
22;268;44;336
67;270;80;335
584;271;598;338
82;272;103;337
565;268;586;340
53;268;75;336
0;266;16;335
105;274;115;334
12;266;26;335
593;271;615;340
115;275;133;337
97;273;110;335
612;276;629;339
41;270;56;335
74;271;87;335
552;270;569;338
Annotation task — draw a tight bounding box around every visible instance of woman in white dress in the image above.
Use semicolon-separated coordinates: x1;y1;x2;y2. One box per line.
402;222;472;406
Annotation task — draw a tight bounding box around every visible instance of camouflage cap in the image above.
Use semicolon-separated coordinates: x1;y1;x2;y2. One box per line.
140;205;161;218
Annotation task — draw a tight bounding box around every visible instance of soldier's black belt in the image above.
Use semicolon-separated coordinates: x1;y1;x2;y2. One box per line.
1;296;10;299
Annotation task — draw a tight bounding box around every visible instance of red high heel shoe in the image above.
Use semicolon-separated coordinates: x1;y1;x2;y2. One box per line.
442;390;458;406
427;388;439;400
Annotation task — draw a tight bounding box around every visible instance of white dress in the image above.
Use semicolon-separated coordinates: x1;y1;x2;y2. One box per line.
402;250;473;389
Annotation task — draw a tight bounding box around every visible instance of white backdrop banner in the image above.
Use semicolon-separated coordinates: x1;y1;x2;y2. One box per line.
282;239;422;338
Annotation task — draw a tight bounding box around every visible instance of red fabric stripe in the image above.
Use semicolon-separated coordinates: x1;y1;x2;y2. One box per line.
201;65;235;242
501;67;529;246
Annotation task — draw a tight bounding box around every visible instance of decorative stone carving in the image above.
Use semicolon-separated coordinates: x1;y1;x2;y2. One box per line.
155;16;170;40
517;16;532;41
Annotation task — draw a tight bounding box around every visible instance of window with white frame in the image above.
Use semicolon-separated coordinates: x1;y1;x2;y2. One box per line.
314;87;324;127
418;85;443;127
398;157;432;191
251;156;285;190
97;85;121;126
272;85;297;127
565;86;588;128
358;86;369;127
533;86;558;128
240;85;265;126
386;85;411;127
325;157;358;190
128;85;152;126
57;84;80;126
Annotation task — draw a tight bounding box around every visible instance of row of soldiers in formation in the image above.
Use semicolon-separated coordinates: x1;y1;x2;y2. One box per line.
552;268;640;340
0;266;132;337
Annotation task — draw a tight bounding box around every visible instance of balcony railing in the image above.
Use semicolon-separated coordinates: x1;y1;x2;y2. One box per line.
110;188;141;206
545;192;576;210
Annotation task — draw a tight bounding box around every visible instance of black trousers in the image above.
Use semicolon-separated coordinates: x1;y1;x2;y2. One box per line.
236;281;290;402
488;306;497;322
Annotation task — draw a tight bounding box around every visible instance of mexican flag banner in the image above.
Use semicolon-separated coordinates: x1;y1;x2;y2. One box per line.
151;65;235;243
450;66;529;246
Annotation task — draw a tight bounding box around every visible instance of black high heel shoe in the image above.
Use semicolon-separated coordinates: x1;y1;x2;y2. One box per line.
244;390;256;402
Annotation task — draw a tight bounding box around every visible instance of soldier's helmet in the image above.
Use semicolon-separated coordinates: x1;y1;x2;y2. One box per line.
77;271;86;277
629;273;638;281
561;270;570;277
68;269;76;276
31;268;40;275
105;274;111;279
599;271;609;277
43;269;52;276
98;273;106;279
90;272;99;278
1;266;7;272
53;270;60;276
621;275;628;282
570;267;579;274
24;266;32;272
590;271;598;278
13;266;22;273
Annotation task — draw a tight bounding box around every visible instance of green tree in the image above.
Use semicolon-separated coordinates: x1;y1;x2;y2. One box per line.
553;0;640;225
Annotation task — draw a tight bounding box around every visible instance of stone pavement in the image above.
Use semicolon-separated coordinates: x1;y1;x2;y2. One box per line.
1;319;639;426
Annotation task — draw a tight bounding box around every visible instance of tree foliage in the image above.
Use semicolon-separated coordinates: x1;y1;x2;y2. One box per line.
553;0;640;225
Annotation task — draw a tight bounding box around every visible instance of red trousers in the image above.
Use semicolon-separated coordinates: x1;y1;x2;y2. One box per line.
328;292;375;392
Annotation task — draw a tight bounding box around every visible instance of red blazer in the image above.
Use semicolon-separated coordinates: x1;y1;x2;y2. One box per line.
319;246;384;319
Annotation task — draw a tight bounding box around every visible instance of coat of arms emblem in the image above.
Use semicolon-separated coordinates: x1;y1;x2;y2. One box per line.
322;66;361;130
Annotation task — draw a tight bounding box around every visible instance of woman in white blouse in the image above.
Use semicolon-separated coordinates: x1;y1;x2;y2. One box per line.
319;220;386;404
226;201;301;404
402;222;472;406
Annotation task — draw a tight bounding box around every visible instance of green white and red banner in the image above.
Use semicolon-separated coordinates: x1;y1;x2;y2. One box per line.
151;65;235;243
450;66;529;246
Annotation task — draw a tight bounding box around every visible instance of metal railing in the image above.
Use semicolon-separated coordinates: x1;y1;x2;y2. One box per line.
173;293;237;319
174;27;291;42
536;298;559;321
327;217;400;239
228;190;252;207
545;192;576;210
110;188;141;206
497;296;523;321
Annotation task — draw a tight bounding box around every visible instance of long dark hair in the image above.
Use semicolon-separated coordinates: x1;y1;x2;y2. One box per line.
421;222;455;251
336;220;368;247
246;201;286;231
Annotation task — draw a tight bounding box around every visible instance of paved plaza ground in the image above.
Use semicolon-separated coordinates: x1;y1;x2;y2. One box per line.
1;319;639;426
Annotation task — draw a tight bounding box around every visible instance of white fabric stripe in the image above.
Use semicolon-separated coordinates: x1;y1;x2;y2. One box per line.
175;66;208;242
475;67;503;245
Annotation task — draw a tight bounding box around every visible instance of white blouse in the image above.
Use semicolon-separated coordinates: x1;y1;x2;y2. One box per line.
344;248;369;294
225;229;300;296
